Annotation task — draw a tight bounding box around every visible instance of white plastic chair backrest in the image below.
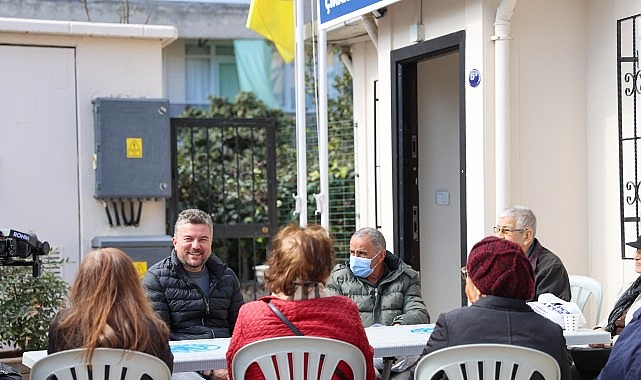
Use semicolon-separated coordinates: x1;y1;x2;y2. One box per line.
231;336;366;380
30;348;172;380
569;275;603;325
414;343;561;380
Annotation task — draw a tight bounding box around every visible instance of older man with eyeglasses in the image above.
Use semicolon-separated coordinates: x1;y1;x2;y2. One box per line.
494;205;571;301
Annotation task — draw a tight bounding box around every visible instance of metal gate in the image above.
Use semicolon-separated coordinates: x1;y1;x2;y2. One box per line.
168;117;277;299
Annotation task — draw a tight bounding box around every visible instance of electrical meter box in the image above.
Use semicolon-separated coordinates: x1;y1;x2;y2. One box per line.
93;98;171;199
91;235;173;276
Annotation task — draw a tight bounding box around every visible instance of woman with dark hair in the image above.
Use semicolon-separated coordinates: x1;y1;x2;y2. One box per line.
225;224;375;380
47;248;173;371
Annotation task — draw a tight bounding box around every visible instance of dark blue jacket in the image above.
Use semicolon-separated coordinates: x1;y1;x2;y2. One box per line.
598;308;641;379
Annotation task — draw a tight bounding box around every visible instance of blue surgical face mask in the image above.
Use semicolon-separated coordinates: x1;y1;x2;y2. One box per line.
349;251;382;278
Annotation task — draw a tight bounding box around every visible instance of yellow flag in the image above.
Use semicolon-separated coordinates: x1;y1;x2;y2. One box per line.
246;0;295;63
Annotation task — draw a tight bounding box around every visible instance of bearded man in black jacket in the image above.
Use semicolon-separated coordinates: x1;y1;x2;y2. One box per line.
143;208;244;380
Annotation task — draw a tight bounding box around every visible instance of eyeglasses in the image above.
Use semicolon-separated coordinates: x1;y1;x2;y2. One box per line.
493;226;525;235
460;267;468;280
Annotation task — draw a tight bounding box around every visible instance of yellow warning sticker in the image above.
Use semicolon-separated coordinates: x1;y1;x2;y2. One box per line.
133;261;148;279
126;137;143;158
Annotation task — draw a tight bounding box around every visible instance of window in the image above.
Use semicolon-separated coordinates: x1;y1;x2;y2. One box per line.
185;42;240;105
185;39;345;113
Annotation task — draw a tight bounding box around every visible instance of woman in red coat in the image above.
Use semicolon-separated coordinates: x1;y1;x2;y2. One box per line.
226;224;375;380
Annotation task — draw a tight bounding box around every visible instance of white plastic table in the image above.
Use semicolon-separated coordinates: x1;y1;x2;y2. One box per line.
22;323;611;374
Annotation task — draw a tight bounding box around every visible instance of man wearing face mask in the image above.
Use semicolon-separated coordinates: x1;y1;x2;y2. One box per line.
327;228;429;378
326;227;430;327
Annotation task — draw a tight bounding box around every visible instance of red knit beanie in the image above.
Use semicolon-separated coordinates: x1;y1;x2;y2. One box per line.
466;236;535;300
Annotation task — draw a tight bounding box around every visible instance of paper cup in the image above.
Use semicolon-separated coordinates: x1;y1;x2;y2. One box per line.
563;313;580;331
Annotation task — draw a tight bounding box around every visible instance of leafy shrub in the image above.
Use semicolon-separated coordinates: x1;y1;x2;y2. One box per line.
0;257;69;352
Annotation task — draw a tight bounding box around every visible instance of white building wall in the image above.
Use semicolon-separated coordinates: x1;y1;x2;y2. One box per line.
585;0;641;317
351;41;378;229
0;18;177;281
350;0;641;321
374;11;395;242
504;1;589;274
465;0;490;246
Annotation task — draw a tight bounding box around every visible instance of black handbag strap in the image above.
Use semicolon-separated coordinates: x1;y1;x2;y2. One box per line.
266;300;349;380
267;301;303;335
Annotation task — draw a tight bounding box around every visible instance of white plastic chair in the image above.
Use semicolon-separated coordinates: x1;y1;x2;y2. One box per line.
231;336;367;380
569;275;603;325
414;343;560;380
30;348;172;380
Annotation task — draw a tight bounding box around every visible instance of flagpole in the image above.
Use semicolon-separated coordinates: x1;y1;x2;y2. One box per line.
317;27;329;229
295;0;307;226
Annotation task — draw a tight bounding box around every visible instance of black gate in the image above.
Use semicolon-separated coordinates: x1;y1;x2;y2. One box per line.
168;117;277;299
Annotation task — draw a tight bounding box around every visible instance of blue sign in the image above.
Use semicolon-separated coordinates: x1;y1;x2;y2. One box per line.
318;0;404;29
469;69;481;88
319;0;382;26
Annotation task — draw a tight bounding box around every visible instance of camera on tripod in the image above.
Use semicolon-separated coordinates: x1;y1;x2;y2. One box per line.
0;229;50;277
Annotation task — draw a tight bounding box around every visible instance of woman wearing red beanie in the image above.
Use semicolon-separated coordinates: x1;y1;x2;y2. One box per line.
422;236;572;379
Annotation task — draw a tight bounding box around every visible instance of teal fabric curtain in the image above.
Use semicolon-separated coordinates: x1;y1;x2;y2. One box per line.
233;39;278;108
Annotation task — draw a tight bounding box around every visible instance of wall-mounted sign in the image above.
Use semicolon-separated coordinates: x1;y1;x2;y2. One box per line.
318;0;400;29
469;69;481;88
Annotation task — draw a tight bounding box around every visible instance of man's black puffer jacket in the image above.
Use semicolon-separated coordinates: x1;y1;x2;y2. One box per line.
142;250;244;340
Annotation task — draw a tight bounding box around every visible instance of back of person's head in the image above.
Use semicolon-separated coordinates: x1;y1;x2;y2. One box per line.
351;227;386;250
498;205;537;235
466;236;534;300
59;248;169;359
264;224;336;296
70;247;145;309
174;208;213;234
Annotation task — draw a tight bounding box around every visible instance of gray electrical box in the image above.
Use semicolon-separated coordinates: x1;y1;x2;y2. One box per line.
93;98;171;199
91;235;173;270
